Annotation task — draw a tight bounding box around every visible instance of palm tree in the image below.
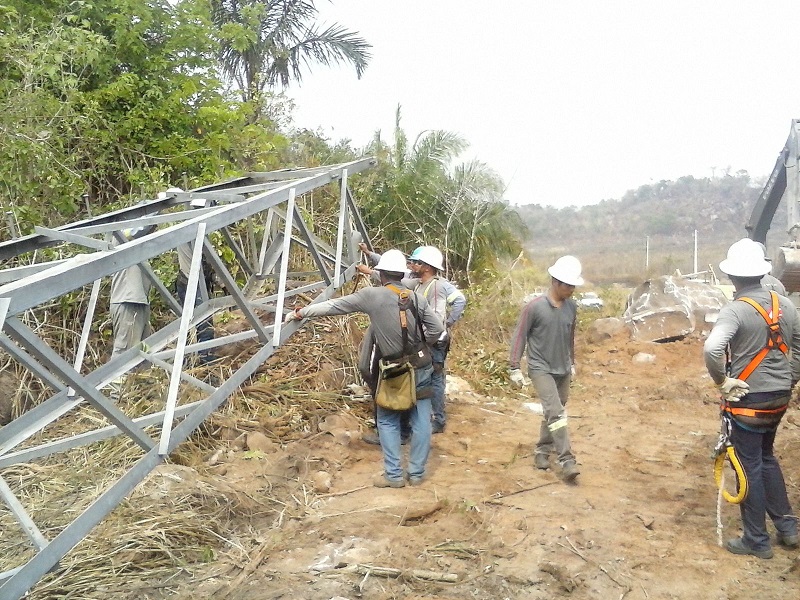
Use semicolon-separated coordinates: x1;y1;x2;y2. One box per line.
358;106;522;278
211;0;371;118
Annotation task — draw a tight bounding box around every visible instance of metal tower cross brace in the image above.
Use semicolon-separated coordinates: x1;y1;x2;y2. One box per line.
0;158;376;599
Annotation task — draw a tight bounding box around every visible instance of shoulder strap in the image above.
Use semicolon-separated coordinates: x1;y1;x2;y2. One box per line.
736;292;788;381
386;284;409;349
386;284;427;346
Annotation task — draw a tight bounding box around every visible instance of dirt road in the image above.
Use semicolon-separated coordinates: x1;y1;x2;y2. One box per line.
159;332;800;600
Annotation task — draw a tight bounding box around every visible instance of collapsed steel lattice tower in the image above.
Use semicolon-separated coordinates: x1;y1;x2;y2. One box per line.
0;158;376;599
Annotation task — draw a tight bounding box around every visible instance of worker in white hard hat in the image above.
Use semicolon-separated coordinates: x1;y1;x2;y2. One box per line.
356;243;467;437
704;238;800;559
285;249;444;488
509;255;583;483
406;245;467;433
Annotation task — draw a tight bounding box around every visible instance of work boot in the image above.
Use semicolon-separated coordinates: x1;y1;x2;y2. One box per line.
373;476;405;488
777;533;800;549
725;538;773;559
534;453;550;470
361;431;381;446
561;461;580;482
431;422;445;434
405;473;426;486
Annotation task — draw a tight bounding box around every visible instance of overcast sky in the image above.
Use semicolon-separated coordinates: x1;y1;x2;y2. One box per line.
287;1;800;209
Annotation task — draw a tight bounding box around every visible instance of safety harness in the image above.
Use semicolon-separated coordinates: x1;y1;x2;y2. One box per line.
731;292;787;381
721;291;789;424
418;277;461;318
714;291;788;504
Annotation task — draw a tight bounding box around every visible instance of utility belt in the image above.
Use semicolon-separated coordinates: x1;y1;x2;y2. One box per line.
721;395;789;429
382;342;432;370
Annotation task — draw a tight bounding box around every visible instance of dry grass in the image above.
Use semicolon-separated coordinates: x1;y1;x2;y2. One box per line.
0;311;378;598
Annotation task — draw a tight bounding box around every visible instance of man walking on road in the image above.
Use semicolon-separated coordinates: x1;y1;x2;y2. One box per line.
704;238;800;559
509;255;583;482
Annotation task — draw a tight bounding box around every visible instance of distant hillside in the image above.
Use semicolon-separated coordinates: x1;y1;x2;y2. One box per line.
514;174;789;285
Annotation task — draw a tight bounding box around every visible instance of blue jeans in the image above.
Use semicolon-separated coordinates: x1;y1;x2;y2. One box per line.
730;421;797;551
430;346;447;427
377;365;434;481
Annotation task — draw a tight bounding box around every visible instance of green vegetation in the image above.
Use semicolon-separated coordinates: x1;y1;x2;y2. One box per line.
0;0;521;278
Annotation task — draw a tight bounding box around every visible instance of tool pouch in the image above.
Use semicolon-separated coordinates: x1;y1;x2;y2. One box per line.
375;359;416;411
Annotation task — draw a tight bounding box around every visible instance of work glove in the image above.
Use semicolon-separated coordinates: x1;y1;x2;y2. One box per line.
284;308;303;324
717;377;749;401
509;368;526;389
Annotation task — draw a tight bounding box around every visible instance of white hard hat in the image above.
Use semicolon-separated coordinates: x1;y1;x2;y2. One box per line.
374;249;410;274
409;246;444;271
548;255;584;286
719;238;771;277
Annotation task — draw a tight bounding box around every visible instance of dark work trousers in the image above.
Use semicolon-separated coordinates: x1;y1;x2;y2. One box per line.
176;273;215;364
430;344;448;428
729;421;797;551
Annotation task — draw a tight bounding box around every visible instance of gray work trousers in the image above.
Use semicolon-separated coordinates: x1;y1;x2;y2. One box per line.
110;302;152;361
530;372;574;465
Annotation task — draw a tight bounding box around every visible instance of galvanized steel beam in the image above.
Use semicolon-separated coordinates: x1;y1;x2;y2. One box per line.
0;158;377;599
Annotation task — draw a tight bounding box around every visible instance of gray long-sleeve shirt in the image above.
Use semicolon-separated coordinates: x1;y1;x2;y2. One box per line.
704;283;800;392
301;284;444;359
409;277;466;326
509;294;577;376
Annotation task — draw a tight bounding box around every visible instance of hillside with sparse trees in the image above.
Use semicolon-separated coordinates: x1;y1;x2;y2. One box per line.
514;172;787;284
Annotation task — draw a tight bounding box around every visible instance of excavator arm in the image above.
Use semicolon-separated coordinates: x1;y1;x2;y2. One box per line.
745;146;788;244
746;119;800;291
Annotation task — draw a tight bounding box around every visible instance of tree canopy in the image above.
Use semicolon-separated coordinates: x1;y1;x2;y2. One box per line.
0;0;521;276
